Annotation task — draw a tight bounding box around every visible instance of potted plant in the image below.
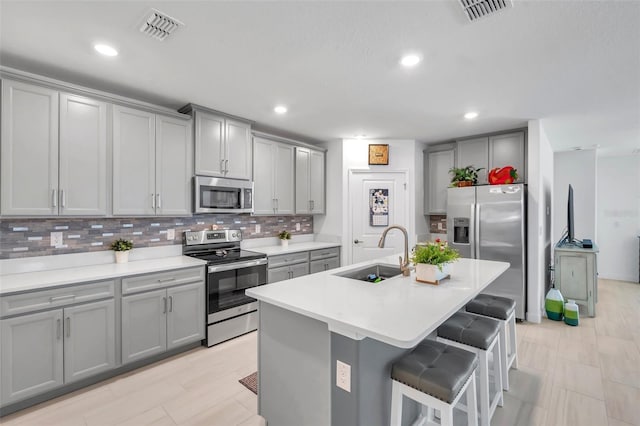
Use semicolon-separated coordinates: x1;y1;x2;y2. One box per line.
410;239;460;284
111;238;133;264
449;165;484;187
278;230;291;248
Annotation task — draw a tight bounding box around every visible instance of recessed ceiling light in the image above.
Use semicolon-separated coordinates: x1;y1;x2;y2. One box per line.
355;134;366;140
464;112;478;120
94;44;118;57
400;54;421;67
274;105;287;114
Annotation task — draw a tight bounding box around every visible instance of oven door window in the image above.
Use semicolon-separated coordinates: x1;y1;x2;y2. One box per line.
208;264;267;313
200;186;241;210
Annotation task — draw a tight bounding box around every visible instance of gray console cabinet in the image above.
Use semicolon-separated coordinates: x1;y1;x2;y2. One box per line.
121;289;167;363
167;282;206;350
554;244;599;317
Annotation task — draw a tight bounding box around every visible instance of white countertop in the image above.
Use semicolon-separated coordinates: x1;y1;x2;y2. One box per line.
249;241;340;256
246;256;509;348
0;256;207;295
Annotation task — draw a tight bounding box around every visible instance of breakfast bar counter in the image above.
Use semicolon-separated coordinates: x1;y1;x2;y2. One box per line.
246;255;509;426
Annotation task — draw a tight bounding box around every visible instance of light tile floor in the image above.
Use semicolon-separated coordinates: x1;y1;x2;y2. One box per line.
1;278;638;426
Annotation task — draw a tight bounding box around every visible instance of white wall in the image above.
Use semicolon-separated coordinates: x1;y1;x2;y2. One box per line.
527;120;554;323
553;150;597;243
597;155;640;282
339;139;426;265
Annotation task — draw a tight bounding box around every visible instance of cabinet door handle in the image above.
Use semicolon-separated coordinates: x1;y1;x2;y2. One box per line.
50;294;75;302
168;296;173;312
157;277;176;283
151;193;156;209
52;189;58;207
275;198;279;211
311;200;314;211
60;190;66;208
156;193;161;209
225;159;229;173
163;297;167;313
221;159;225;173
66;317;70;337
57;319;61;339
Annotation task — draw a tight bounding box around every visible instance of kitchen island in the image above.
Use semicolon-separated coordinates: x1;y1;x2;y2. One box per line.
246;255;509;426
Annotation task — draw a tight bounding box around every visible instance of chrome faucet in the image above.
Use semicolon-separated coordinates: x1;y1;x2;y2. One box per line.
378;225;411;276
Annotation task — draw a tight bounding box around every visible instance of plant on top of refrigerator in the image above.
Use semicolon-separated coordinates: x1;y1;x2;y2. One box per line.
449;165;484;186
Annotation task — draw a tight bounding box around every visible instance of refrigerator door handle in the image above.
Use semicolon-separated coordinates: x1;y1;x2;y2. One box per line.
475;204;481;259
469;204;476;259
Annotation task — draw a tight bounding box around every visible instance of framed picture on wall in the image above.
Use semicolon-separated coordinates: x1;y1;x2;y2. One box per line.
368;144;389;165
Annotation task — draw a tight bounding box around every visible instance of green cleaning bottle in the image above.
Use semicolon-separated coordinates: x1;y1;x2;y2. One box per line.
564;300;579;326
545;287;564;321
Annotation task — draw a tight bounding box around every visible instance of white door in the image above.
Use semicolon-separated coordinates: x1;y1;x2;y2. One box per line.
349;171;408;264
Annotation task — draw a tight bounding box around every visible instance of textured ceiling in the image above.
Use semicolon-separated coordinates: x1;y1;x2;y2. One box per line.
1;1;638;155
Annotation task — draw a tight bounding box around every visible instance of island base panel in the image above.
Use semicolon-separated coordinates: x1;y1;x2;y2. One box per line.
257;302;330;426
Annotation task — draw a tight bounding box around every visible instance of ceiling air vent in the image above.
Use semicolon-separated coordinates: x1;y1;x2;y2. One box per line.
459;0;513;22
139;9;184;41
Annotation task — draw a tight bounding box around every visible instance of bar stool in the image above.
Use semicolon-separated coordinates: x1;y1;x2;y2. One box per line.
390;339;478;426
436;312;503;426
466;294;518;391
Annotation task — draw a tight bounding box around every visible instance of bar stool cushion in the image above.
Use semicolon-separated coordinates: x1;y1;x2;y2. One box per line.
466;294;516;321
437;312;501;350
391;339;478;403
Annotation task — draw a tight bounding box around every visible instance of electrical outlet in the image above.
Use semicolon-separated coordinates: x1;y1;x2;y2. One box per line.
336;360;351;392
255;224;261;233
50;232;63;247
167;229;175;240
296;223;301;231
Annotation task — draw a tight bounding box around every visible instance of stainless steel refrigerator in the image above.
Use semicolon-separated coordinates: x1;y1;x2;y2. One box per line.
447;184;527;319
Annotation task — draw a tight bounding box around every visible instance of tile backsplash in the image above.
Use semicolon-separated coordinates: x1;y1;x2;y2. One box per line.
428;214;447;234
0;214;313;259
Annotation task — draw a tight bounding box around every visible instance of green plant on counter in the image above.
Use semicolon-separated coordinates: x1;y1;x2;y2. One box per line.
278;230;292;240
410;239;460;271
110;238;133;252
449;165;484;186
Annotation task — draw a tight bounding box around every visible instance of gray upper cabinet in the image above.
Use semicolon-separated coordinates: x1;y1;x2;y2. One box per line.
295;147;325;214
426;149;455;214
1;80;108;216
63;299;116;383
113;105;191;216
456;137;489;185
113;105;156;216
58;93;108;216
193;109;252;180
224;118;252;180
253;137;294;215
0;310;64;405
489;131;525;183
156;115;192;216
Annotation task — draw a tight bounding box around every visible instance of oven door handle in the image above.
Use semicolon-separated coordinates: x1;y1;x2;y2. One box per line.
208;258;268;273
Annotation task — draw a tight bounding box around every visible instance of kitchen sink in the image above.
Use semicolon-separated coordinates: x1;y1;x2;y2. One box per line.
334;263;402;282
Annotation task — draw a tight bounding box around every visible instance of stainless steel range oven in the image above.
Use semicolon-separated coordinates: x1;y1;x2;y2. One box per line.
183;230;267;347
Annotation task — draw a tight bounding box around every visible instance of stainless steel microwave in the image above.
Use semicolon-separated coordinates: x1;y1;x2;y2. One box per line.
194;176;253;214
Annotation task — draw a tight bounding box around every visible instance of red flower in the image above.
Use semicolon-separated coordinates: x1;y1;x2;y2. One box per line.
435;238;441;243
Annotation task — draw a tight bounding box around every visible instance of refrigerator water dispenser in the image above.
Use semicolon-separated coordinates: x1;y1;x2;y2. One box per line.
453;218;470;244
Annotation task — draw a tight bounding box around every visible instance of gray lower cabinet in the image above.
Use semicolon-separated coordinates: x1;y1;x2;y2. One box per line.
0;310;64;405
121;289;168;364
267;247;341;283
0;298;115;406
167;282;205;350
310;257;340;274
63;299;116;383
121;279;205;364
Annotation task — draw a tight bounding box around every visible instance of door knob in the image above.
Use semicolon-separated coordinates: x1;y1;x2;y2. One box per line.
354;239;362;244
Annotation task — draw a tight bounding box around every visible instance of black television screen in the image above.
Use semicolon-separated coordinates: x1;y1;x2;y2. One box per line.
567;184;574;243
